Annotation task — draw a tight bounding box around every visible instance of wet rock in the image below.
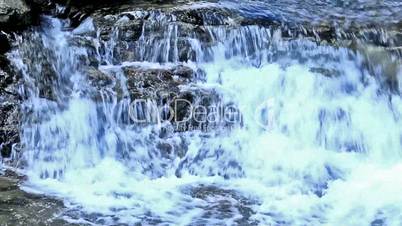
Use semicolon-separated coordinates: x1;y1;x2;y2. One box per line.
81;64;202;115
371;218;385;226
28;0;55;9
92;14;117;41
0;32;10;54
115;18;143;41
90;9;214;63
67;7;91;28
0;66;21;158
186;184;259;225
355;44;402;93
310;67;341;78
85;66;113;87
67;36;99;67
173;7;238;26
32;0;402;56
100;64;225;132
14;32;63;101
0;32;21;159
40;2;92;28
123;65;194;100
81;66;116;101
173;65;195;79
156;141;173;158
0;53;9;70
85;3;402;59
62;0;126;7
0;100;20;158
143;71;224;131
27;59;58;101
0;0;33;30
0;175;79;226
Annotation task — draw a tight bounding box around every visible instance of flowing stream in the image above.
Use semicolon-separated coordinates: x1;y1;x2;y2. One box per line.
4;1;402;225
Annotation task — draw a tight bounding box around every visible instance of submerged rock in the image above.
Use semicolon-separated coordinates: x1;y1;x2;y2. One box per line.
186;184;259;225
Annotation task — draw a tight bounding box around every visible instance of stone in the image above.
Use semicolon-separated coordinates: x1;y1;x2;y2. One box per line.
85;66;113;87
173;7;236;26
67;36;99;66
81;66;116;101
0;0;33;30
0;32;10;54
186;184;259;225
356;44;402;93
123;65;183;99
0;66;20;158
0;175;79;226
0;101;20;158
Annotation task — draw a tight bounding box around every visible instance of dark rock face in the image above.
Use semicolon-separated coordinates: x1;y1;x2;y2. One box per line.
0;1;41;158
0;99;20;158
0;32;10;54
0;64;20;158
0;0;33;30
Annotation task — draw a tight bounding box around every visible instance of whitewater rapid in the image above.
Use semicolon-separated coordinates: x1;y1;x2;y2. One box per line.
7;9;402;226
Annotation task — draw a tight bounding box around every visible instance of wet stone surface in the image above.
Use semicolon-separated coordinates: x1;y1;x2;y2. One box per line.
0;172;78;226
186;184;259;225
0;61;20;158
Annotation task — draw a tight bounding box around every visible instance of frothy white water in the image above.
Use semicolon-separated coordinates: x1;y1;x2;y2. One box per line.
8;14;402;226
198;55;402;225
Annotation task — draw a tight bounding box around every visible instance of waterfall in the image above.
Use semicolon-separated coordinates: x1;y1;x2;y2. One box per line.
5;3;402;226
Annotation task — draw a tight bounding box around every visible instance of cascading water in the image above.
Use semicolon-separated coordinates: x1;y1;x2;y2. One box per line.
4;1;402;225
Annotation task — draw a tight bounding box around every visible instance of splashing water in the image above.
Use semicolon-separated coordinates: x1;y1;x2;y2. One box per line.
6;3;402;226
